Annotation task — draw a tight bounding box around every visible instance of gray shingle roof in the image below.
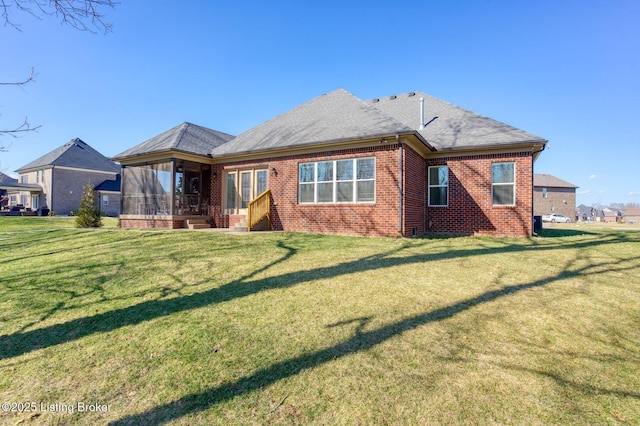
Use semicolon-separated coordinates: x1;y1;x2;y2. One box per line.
95;174;121;192
534;174;578;188
0;171;17;184
16;138;119;173
113;122;234;161
368;91;547;150
211;89;420;157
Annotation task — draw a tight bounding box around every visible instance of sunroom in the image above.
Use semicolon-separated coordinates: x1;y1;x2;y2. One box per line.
112;122;234;228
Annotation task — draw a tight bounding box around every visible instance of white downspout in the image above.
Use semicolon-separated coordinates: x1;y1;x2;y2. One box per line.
419;97;425;130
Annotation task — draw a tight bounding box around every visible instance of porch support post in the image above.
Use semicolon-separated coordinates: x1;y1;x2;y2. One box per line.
170;159;176;216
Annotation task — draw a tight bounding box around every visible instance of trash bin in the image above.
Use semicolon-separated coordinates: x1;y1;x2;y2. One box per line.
533;215;542;231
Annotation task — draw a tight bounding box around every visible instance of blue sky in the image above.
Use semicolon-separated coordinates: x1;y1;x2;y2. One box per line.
2;0;639;206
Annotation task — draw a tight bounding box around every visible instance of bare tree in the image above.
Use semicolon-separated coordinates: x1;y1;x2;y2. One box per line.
0;68;41;145
1;0;116;145
1;0;117;33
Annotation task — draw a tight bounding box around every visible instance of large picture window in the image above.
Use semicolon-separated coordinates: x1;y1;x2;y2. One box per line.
299;158;375;204
428;166;448;206
492;162;515;206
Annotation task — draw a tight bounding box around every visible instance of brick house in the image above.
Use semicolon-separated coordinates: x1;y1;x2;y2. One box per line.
533;174;578;220
114;89;547;237
623;208;640;224
10;138;121;216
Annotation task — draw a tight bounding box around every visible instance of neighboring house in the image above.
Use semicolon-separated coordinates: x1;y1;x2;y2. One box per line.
533;174;577;220
10;138;121;215
113;89;548;237
623;208;640;224
600;208;620;223
576;204;596;222
95;174;122;217
0;171;19;210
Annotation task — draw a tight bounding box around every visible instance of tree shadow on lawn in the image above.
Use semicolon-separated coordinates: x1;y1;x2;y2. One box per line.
536;228;601;238
109;253;640;425
0;232;638;363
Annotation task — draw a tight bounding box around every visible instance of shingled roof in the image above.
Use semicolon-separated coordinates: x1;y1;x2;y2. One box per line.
0;171;17;184
113;122;234;161
534;174;578;188
211;89;429;157
95;174;121;192
116;89;547;161
368;91;547;150
16;138;119;173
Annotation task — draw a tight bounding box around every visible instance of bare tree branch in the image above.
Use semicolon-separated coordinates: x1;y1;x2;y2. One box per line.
1;117;41;137
1;0;117;34
1;68;40;142
1;1;118;148
0;67;36;87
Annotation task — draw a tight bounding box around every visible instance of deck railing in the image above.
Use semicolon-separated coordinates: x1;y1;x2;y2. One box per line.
247;189;271;231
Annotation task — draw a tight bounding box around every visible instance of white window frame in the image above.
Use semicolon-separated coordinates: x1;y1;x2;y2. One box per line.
298;157;376;204
428;165;449;207
492;162;516;206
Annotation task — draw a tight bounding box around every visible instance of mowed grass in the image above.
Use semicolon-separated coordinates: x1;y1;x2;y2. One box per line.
0;218;638;425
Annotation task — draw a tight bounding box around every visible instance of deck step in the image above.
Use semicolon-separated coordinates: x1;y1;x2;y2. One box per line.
185;218;211;230
189;223;211;230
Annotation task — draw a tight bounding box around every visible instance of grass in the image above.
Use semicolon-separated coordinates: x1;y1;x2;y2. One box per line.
0;218;638;425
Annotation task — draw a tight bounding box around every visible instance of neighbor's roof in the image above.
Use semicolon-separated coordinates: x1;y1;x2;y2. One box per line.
624;208;640;217
95;174;121;192
0;171;17;184
0;182;42;192
534;174;578;188
16;138;119;173
113;122;234;161
211;89;426;157
368;91;547;150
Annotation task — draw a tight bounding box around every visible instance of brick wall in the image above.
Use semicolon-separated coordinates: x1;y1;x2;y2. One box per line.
403;145;426;237
211;147;535;237
211;145;402;237
51;168;118;215
120;218;184;228
426;152;533;237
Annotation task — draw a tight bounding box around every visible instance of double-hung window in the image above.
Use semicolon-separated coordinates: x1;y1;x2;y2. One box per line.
492;162;515;206
299;158;375;204
428;166;448;206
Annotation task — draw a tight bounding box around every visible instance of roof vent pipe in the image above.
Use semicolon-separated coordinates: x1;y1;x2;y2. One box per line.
419;97;425;130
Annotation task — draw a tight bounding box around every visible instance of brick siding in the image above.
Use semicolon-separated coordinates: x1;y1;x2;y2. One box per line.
426;152;534;237
51;168;118;215
211;145;402;237
403;145;426;237
120;218;184;228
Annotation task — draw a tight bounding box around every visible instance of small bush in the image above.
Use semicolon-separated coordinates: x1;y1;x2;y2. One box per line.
75;185;102;228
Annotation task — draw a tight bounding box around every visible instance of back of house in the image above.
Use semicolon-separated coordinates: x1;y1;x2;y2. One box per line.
113;89;547;237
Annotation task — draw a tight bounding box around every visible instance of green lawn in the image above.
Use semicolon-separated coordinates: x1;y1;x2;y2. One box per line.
1;218;638;425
